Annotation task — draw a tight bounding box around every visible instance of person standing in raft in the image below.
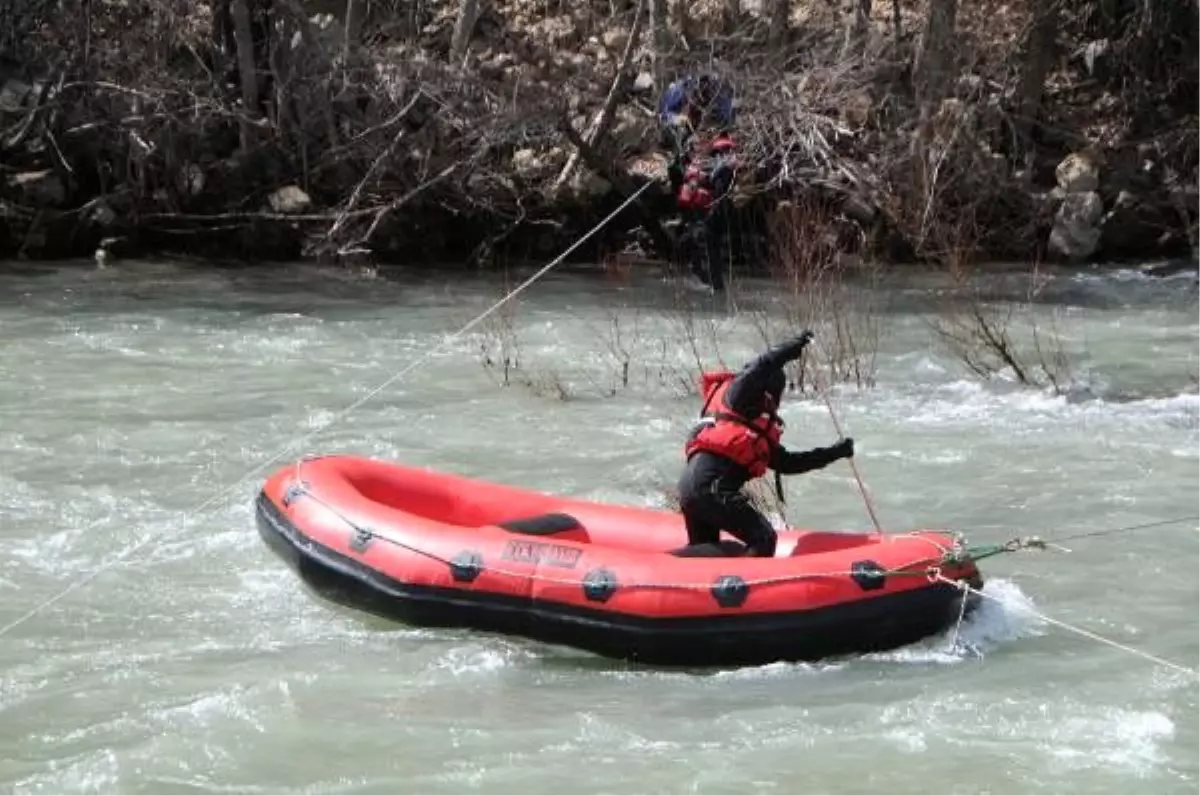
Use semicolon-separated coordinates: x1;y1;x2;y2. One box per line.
678;332;856;557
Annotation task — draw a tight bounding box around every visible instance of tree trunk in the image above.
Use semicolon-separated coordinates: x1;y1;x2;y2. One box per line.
768;0;790;49
1014;0;1057;147
670;0;690;43
554;0;647;192
890;0;901;49
230;0;260;149
648;0;669;90
722;0;739;34
913;0;957;106
449;0;480;63
342;0;365;72
840;0;871;58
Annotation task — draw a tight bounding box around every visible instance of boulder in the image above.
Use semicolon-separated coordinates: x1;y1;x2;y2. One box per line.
601;29;628;52
511;148;554;183
610;106;653;152
625;152;669;183
632;71;655;94
1099;191;1178;259
268;185;312;214
1056;152;1100;194
568;169;610;201
1048;191;1103;261
8;169;65;206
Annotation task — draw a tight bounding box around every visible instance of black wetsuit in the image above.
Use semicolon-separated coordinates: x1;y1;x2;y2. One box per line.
677;338;852;557
670;150;736;292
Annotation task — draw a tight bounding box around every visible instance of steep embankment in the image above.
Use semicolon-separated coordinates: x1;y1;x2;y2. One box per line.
1;0;1196;267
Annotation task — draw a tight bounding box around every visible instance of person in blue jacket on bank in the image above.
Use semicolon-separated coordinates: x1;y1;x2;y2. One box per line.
658;73;735;156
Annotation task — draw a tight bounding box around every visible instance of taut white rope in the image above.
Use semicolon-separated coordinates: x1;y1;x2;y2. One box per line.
0;182;654;640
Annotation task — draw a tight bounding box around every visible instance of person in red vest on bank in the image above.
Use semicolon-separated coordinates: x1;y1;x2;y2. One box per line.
661;74;738;292
678;332;855;557
671;131;737;292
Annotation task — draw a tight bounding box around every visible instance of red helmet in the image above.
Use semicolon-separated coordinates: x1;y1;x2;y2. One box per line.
709;133;736;154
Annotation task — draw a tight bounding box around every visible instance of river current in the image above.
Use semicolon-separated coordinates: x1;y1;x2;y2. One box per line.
0;259;1196;794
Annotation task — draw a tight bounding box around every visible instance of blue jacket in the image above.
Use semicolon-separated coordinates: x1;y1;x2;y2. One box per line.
658;77;735;127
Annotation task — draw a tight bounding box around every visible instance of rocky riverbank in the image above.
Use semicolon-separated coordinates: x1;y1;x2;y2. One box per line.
1;0;1196;269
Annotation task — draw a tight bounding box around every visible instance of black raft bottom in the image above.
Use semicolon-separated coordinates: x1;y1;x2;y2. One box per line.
256;493;979;668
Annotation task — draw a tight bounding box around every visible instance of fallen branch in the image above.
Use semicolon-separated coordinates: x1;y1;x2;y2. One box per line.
322;91;422;244
558;114;673;258
349;153;478;251
552;0;646;192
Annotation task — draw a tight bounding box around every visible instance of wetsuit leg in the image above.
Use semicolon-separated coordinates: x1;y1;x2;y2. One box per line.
682;508;722;547
679;214;712;286
680;481;777;556
709;490;777;557
703;210;727;292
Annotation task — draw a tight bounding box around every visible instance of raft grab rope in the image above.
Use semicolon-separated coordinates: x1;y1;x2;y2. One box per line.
285;477;963;591
279;477;1200;680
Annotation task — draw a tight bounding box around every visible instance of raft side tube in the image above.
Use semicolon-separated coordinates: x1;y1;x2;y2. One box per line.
256;491;979;667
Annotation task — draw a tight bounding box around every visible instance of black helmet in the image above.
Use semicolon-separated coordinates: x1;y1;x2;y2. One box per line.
764;369;786;410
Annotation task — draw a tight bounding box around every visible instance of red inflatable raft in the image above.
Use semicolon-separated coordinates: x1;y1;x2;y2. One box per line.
256;455;984;666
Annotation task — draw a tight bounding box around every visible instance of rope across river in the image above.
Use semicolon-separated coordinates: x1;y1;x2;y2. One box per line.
1;177;1195;686
0;183;653;640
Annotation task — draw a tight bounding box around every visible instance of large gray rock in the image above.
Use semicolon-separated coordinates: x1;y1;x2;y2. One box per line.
1049;191;1104;261
268;185;312;214
8;169;65;206
511;147;554;183
0;78;32;113
1056;152;1100;194
568;169;609;200
610;106;653;153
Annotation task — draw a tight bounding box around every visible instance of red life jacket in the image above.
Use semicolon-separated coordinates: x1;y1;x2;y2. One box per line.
676;134;738;211
684;370;783;478
676;161;714;211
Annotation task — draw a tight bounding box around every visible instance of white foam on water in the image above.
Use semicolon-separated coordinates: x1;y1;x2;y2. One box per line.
426;641;538;679
1044;707;1177;775
863;578;1045;665
11;748;123;794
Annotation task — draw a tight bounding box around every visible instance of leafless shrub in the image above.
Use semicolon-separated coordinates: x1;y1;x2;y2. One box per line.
929;245;1077;395
750;193;881;393
476;274;524;388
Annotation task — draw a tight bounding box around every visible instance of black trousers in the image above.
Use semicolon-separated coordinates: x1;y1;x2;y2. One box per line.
678;210;727;292
677;464;777;557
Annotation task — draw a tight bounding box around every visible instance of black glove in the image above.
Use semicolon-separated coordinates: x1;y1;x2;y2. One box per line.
832;437;854;460
777;330;814;362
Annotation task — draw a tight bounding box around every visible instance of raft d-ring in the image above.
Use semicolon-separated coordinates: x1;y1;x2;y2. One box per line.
582;569;618;603
925;566;943;584
282;481;310;507
450;551;484;583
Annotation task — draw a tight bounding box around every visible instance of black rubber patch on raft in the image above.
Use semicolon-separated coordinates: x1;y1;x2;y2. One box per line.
451;551;484;583
349;527;373;553
850;560;886;591
583;569;617;603
282;481;309;507
711;575;749;608
498;513;584;536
